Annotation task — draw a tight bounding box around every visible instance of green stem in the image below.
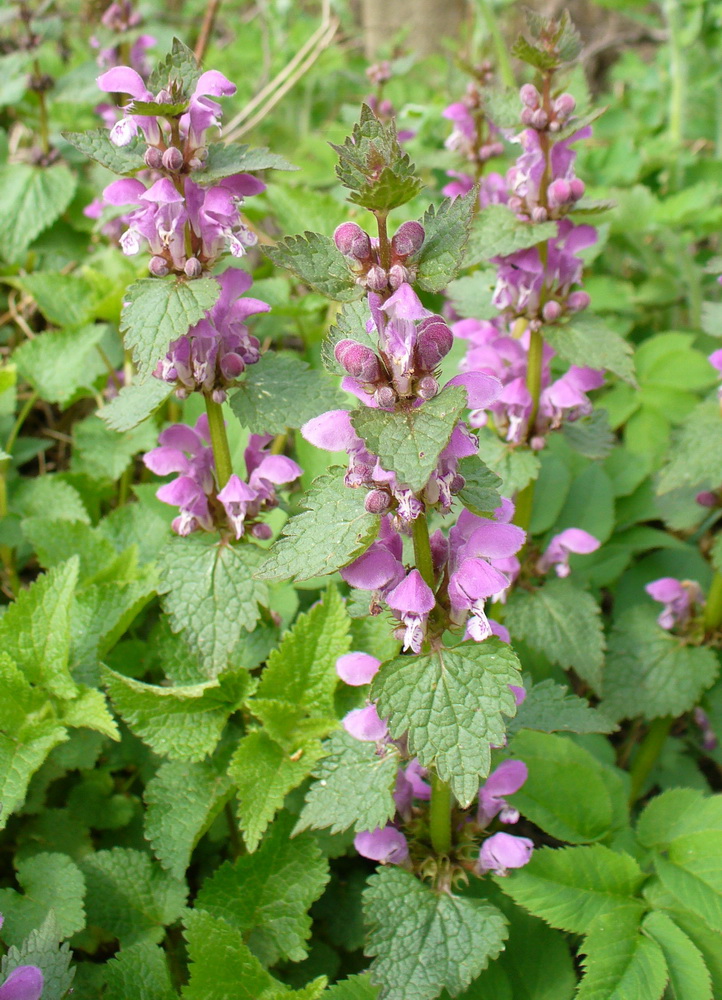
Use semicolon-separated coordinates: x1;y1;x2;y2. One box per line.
628;717;673;804
478;0;515;89
1;391;38;595
411;509;435;591
5;391;39;457
512;478;535;533
663;0;685;151
224;801;242;858
375;212;391;272
429;771;452;856
704;571;722;632
204;396;233;490
33;61;50;156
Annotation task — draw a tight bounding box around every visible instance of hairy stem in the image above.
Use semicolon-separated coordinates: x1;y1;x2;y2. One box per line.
194;0;222;62
205;396;233;490
704;571;722;632
429;771;452;856
411;509;435;591
628;717;673;804
375;211;391;272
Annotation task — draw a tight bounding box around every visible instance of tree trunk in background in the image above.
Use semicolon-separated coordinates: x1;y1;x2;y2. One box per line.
361;0;468;58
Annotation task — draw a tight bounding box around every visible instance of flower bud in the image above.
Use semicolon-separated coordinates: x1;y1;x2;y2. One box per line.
531;109;549;130
366;266;389;292
531;206;548;223
188;158;204;171
520;84;540;109
554;93;576;118
392;221;425;258
162;146;184;171
333;222;372;260
415;319;453;369
569;177;585;201
530;435;546;451
697;491;719;508
365;489;391;514
490;141;505;157
450;474;466;494
211;389;227;404
184;257;203;278
335;339;383;381
251;522;273;540
567;290;590;312
520;108;535;126
508;196;523;214
548;179;572;207
417;376;439;400
149;255;170;277
542;300;562;323
155;88;172;103
388;264;408;290
144;146;163;169
375;385;396;408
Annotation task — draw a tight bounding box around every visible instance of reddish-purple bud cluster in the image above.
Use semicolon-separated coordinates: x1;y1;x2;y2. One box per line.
519;86;576;133
333;221;425;294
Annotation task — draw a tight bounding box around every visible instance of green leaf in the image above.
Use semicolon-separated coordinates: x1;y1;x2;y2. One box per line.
195;813;329;965
0;163;76;260
147;37;201;93
655;834;722;934
120;276;221;377
256;471;379;583
181;909;279;1000
103;666;246;760
545;315;636;384
576;906;666;1000
264;231;363;301
0;852;85;945
322;299;379;375
158;535;268;675
636;789;722;851
475;429;540;494
12;273;106;328
72;414;158;481
499;844;645;934
13;323;107;405
445;269;497;321
456;455;503;516
0;915;74;1000
505;577;605;690
144;758;232;879
128;98;189;116
511;35;559;70
506;731;614;844
10;477;89;524
294;730;399;835
562;409;615;460
229;730;325;852
0;723;68;831
62;127;146;173
364;867;508;1000
414;192;477;292
372;639;521;806
326;976;379;1000
603;607;719;721
0;559;78;698
0;654;45;734
229;352;344;434
23;518;117;583
657;401;722;494
104;942;176;1000
81;847;186;946
643;911;712;1000
72;579;158;681
643;881;722;997
59;685;120;740
101;379;172;433
351;386;466;492
508;679;616;736
200;142;297;181
465;204;556;266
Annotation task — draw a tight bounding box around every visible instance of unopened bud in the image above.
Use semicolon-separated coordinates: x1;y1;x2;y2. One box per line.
520;84;540;109
335;339;383;381
334;222;372;260
489;141;505;157
508;196;524;214
554;93;576;119
188;158;204;171
531;206;548;223
530;435;546;451
144;146;163;169
415;319;453;369
175;387;190;400
531;109;549;130
149;255;170;277
520;108;535;127
365;489;391;514
251;522;273;540
211;389;227;404
696;491;719;508
450;474;466;494
548;178;572;207
569;177;585;201
388;264;408;290
162;146;184;171
366;266;388;292
184;257;203;278
392;221;425;258
542;300;562;323
567;290;590;312
417;376;439;400
375;385;396;408
155;89;172;104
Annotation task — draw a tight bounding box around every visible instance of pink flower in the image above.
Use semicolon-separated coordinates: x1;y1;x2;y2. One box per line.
537;528;600;578
478;832;534;875
477;760;528;826
336;652;382;686
355;826;409;864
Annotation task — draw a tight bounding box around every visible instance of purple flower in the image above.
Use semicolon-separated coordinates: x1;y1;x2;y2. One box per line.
537;528;600;577
477;760;528;826
449;558;509;641
646;577;703;630
478;832;534;876
216;475;258;540
355;826;409;865
343;704;389;742
694;707;717;751
0;967;44;1000
336;652;381;686
386;569;436;653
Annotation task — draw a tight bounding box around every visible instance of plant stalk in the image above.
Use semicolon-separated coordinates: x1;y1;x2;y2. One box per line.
478;0;515;89
204;396;233;490
704;571;722;632
411;508;435;591
375;211;391;272
628;717;673;804
429;771;452;856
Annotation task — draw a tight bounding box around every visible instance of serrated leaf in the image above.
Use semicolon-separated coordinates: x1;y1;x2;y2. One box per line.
499;845;645;934
326;976;379;1000
62;128;146;173
144;758;232;879
364;867;508;1000
603;607;719;721
23;517;117;582
101;379;172;432
505;576;605;690
0;163;76;260
181;909;278;1000
120;276;221;377
636;789;722;851
195;813;329;965
545;315;636;384
506;731;614;844
294;730;399;835
199;142;296;182
456;455;502;516
445;269;498;321
508;679;617;736
264;231;363;301
13;323;107;405
129;98;189;116
10;477;89;524
229;731;325;852
256;471;379;582
147;37;201;94
372;639;521;806
475;429;540;494
577;906;666;1000
72;414;158;481
0;723;68;831
511;35;559;70
414;191;476;292
0;915;74;1000
562;408;615;459
12;272;105;328
0;852;85;945
655;834;722;934
643;911;712;1000
103;666;245;760
59;685;120;740
351;386;466;491
104;941;176;1000
465;204;556;267
657;400;722;494
484;87;522;129
72;578;158;681
158;535;268;674
81;847;186;946
229;352;344;434
322;298;378;374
